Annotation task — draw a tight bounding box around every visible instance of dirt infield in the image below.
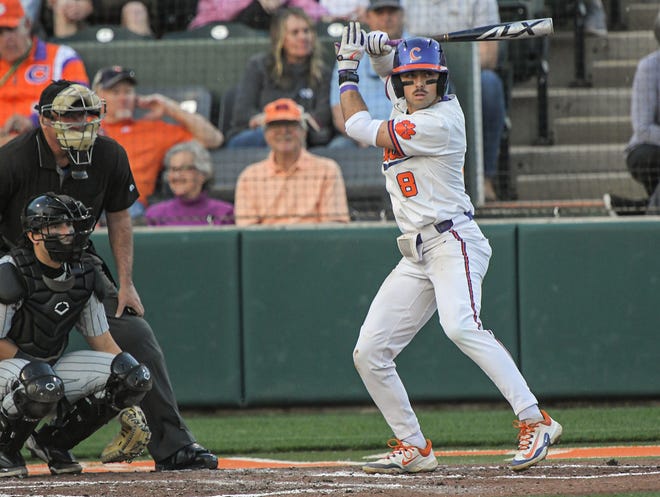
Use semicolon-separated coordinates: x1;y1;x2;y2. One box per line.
3;446;659;497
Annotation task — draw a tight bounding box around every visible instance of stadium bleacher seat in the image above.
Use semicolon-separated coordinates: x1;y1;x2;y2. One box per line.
217;85;239;136
315;21;344;40
162;22;268;40
51;25;153;43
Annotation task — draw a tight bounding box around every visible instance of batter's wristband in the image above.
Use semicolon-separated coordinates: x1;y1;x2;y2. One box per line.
338;70;359;86
340;83;359;94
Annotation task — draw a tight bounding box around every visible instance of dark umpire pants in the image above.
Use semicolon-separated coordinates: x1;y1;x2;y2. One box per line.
102;284;195;462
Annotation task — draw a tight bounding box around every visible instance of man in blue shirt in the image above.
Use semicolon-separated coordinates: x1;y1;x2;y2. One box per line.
328;0;405;148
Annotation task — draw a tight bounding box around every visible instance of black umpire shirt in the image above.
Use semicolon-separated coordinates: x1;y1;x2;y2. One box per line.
0;128;139;246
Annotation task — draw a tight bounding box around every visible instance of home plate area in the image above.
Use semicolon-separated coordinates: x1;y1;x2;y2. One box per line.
2;446;658;497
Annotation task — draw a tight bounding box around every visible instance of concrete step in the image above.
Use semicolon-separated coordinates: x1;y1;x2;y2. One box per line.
514;172;646;201
511;87;631;117
509;88;631;145
509;143;628;175
591;58;638;87
553;116;631;144
624;3;660;30
586;32;656;61
543;30;654;87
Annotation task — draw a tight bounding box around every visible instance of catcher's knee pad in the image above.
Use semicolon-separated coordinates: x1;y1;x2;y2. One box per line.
105;352;153;410
13;361;64;420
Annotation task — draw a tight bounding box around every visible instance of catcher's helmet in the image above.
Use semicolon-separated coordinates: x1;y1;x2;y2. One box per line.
391;37;449;99
38;81;105;179
21;192;95;263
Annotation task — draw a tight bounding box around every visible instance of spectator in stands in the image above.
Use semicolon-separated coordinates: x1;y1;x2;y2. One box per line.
189;0;329;31
145;141;234;226
41;0;154;39
0;0;88;146
319;0;367;22
234;98;350;225
328;0;405;148
402;0;505;202
605;10;660;216
584;0;608;37
19;0;41;25
225;7;333;148
92;66;224;218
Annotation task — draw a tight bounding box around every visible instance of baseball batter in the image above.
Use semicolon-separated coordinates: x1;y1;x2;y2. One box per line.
335;22;562;473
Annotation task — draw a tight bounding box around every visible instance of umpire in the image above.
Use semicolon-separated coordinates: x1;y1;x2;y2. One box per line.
0;80;217;471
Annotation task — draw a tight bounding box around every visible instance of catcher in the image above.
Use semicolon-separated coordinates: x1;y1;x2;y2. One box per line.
0;193;152;477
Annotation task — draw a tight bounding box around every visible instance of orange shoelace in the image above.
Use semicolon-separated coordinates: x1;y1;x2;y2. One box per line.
385;438;416;459
513;420;538;450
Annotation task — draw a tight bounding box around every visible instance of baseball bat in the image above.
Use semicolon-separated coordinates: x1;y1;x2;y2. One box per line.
386;18;554;45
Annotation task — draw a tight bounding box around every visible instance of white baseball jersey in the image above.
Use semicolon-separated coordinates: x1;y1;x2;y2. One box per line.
382;94;475;233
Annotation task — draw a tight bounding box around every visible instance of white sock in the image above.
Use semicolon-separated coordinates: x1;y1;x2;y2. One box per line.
402;432;427;449
518;405;544;422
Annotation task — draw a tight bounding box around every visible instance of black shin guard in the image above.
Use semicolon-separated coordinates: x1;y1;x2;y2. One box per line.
0;410;39;453
34;396;116;451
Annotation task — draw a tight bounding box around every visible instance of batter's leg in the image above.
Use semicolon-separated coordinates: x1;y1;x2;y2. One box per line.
354;259;437;440
427;226;538;415
103;293;195;461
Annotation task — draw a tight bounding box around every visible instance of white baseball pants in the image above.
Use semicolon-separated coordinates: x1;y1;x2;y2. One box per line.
353;220;538;440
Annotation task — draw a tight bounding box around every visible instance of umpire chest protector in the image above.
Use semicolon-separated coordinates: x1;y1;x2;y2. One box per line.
4;248;100;361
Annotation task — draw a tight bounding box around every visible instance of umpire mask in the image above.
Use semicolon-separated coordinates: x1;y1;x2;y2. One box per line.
40;83;105;179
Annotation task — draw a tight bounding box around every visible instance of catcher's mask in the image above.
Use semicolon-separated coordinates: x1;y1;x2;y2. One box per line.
21;192;96;264
391;37;449;99
39;81;105;179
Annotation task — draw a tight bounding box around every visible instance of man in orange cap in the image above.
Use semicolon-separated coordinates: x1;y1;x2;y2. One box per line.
0;0;89;146
235;97;350;225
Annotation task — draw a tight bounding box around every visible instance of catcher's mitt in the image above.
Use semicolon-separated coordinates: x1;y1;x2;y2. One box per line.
101;406;151;463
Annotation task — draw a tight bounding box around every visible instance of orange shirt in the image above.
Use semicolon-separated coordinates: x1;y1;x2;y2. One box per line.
0;37;88;127
235;149;350;226
100;119;192;205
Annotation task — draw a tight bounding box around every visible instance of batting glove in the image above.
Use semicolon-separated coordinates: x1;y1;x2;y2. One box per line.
366;30;393;57
335;21;366;72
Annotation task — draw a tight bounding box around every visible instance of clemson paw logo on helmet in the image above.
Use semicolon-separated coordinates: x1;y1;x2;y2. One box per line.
395;120;416;140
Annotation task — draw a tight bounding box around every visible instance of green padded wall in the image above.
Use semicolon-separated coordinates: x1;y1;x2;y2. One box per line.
517;220;660;397
240;224;517;406
70;220;660;407
90;229;242;406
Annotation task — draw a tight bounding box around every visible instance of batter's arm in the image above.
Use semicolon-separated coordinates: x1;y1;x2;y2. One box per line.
339;88;395;150
105;209;144;318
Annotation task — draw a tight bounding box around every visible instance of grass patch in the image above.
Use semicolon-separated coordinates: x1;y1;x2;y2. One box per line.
28;403;660;462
